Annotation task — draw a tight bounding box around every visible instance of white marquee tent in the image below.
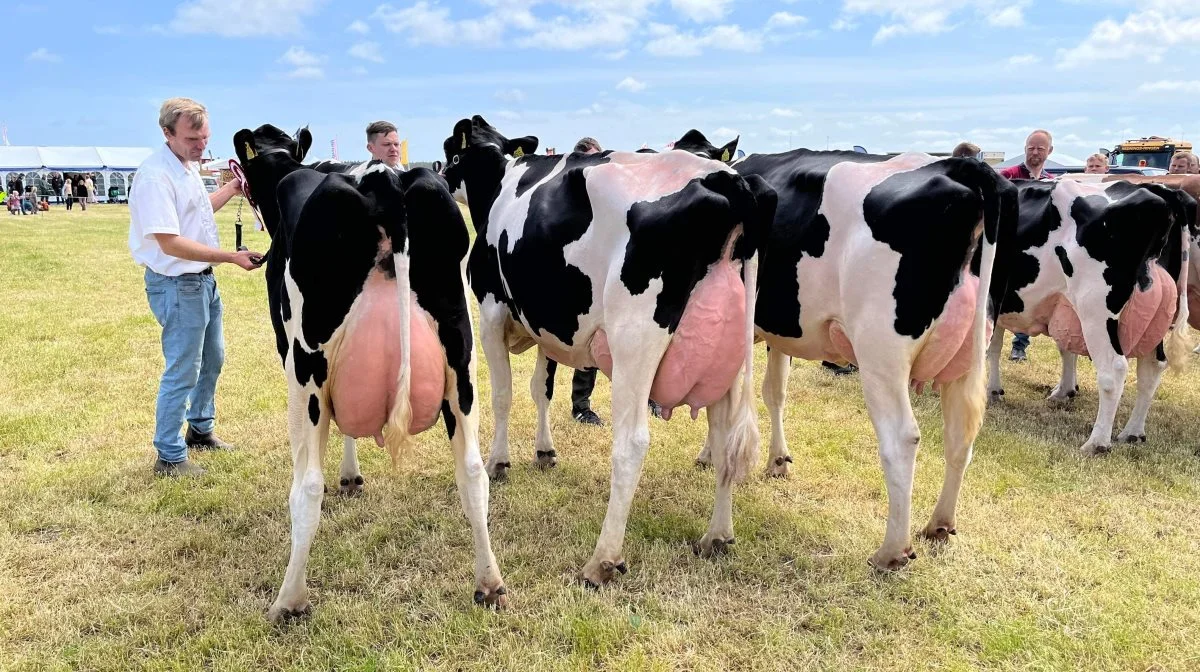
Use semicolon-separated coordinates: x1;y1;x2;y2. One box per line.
0;146;154;201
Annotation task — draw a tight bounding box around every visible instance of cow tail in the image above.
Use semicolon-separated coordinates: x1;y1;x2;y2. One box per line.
722;246;760;488
1165;226;1191;372
384;237;415;467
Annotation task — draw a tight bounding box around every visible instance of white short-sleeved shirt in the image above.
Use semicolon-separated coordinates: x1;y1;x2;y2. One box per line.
128;143;220;276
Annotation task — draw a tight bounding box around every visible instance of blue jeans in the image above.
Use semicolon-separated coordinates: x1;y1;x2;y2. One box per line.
1012;332;1030;351
145;268;225;463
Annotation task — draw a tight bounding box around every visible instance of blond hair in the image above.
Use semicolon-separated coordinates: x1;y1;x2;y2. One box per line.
1172;151;1197;169
1087;153;1107;163
158;97;208;133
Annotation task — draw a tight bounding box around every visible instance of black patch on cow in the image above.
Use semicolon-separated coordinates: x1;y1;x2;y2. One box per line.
735;150;888;338
1073;190;1172;315
441;399;457;440
279;283;292;322
308;394;321;425
1055;246;1073;277
292;339;327;387
544;358;557;401
862;164;988;338
1107;318;1123;356
1156;342;1167;362
492;153;614;344
991;182;1062;317
514;154;565;198
622;170;762;331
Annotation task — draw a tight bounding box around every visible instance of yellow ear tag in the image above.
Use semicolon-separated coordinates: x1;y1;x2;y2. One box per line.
461;133;467;150
721;148;730;162
513;147;524;158
244;142;257;160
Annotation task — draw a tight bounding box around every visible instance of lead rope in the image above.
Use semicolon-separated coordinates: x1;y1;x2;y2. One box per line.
234;194;247;251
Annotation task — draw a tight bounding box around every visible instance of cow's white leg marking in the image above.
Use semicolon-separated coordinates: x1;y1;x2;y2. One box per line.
1048;348;1079;405
1116;355;1166;444
337;435;363;496
269;371;330;623
530;348;557;469
695;392;736;556
580;328;669;588
478;297;514;479
444;360;508;607
986;326;1005;401
763;348;793;478
695;421;713;468
921;371;983;544
1081;323;1129;456
859;360;921;571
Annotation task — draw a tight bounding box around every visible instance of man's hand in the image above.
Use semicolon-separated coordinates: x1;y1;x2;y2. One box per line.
230;250;265;271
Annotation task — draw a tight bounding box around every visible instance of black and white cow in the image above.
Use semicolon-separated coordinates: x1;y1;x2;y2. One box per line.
442;115;775;586
231;124;506;620
987;177;1196;454
633;129;740;162
704;149;1014;570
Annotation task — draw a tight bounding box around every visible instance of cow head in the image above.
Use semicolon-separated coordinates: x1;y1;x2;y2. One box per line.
442;115;537;216
231;124;313;238
672;129;740;163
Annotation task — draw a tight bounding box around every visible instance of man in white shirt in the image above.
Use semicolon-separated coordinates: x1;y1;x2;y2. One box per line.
129;97;264;477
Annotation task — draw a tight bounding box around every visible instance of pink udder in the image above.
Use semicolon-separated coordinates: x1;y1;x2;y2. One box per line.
589;260;746;419
912;275;982;384
1049;263;1177;358
329;273;446;444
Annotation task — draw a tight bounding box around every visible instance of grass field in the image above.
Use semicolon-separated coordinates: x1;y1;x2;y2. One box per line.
2;204;1200;671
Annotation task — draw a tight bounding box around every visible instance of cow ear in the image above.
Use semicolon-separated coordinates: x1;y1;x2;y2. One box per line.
471;114;490;129
505;136;538;158
234;129;257;162
294;126;313;162
719;136;739;163
453;119;473;151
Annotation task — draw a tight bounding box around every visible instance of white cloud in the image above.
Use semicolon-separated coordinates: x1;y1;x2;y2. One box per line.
604;49;629;60
347;19;369;33
1007;53;1040;66
645;22;763;56
986;5;1024;27
770;107;800;117
279;46;324;78
616;76;648;92
767;11;807;29
841;0;1029;43
494;88;527;103
670;0;734;23
348;41;385;63
26;47;60;62
1058;8;1200;68
831;17;857;31
373;1;509;46
1139;80;1200;94
169;0;321;37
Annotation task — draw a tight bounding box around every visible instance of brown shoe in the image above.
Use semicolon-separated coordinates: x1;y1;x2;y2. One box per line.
185;426;235;451
154;458;206;478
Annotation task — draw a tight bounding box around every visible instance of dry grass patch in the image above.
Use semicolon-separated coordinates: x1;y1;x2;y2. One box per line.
2;206;1199;670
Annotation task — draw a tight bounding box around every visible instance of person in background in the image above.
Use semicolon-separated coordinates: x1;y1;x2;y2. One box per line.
365;121;404;169
74;177;88;211
85;174;96;203
129;96;263;477
1085;153;1109;174
63;177;74;211
951;141;981;159
568;136;607;424
999;129;1056;362
1169;151;1197;175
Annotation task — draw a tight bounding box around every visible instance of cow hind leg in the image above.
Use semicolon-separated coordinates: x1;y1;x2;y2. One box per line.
337;435;364;496
986;326;1005;402
921;371;983;544
1081;324;1130;456
478;300;514;479
860;362;921;572
269;381;331;623
530;349;558;469
763;347;793;478
1116;354;1167;444
1047;348;1080;406
580;330;669;588
694;392;737;556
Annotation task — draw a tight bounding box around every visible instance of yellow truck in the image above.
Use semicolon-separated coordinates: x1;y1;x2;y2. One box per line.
1106;136;1193;170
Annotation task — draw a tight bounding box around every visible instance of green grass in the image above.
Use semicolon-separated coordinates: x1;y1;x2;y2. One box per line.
2;205;1200;671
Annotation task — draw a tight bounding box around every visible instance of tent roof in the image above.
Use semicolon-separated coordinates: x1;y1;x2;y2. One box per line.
0;146;154;171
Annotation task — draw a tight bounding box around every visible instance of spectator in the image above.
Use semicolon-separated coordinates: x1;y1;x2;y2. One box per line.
74;177;88;211
998;129;1056;362
1085;153;1109;174
1169;151;1197;175
364;121;404;169
85;174;96;203
951;142;981;159
22;187;37;215
63;178;74;211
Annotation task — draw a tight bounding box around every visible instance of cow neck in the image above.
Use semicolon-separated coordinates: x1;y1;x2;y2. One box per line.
463;159;507;238
253;154;304;240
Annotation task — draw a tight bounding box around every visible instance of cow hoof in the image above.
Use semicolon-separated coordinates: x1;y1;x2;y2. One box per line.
487;461;512;481
1080;442;1111;456
868;547;917;572
920;522;957;544
767;455;792;478
267;600;312;624
472;584;508;610
1118;433;1147;444
338;475;364;497
694;454;712;469
692;535;735;558
534;449;557;470
580;558;627;588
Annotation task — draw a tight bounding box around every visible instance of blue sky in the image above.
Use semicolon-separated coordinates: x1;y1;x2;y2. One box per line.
6;0;1200;164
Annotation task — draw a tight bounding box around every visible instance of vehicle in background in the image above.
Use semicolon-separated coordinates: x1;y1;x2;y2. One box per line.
1104;136;1193;170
